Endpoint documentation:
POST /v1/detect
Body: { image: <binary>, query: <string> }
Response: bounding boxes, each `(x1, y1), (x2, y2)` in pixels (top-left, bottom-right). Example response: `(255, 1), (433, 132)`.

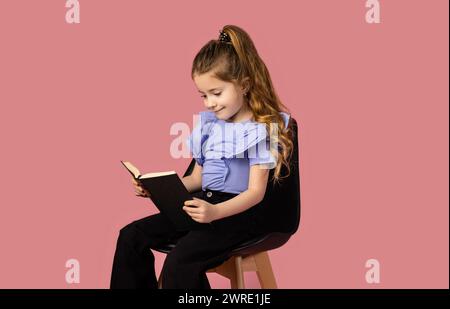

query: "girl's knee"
(118, 221), (139, 243)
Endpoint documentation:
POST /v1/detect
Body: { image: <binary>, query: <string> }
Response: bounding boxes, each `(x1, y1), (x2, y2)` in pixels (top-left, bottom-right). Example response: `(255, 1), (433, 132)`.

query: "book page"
(121, 161), (141, 179)
(140, 170), (176, 179)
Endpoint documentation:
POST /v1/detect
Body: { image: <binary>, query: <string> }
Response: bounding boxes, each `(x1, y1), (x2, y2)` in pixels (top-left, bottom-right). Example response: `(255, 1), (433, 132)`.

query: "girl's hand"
(183, 197), (219, 223)
(131, 178), (151, 198)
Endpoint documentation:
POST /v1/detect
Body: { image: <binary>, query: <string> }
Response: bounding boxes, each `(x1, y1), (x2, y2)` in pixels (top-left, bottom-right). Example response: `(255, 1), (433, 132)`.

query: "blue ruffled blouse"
(185, 111), (290, 194)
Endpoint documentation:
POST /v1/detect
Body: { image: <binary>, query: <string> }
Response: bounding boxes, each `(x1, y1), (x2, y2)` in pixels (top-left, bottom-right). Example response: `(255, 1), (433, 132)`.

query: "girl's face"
(193, 72), (251, 123)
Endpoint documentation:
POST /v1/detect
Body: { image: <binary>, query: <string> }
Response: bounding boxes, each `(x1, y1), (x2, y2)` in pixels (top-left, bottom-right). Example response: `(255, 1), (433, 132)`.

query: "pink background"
(0, 0), (448, 288)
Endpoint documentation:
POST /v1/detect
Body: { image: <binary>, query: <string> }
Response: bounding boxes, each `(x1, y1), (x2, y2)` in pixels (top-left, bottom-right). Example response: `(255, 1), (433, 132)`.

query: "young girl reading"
(110, 25), (295, 289)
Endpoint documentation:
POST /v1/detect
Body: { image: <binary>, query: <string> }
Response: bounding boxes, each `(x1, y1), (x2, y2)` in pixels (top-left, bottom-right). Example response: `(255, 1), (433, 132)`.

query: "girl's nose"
(205, 99), (217, 110)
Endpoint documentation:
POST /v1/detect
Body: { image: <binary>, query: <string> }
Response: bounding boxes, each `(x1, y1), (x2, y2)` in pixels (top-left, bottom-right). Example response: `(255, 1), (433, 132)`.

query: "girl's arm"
(214, 165), (269, 220)
(181, 162), (203, 193)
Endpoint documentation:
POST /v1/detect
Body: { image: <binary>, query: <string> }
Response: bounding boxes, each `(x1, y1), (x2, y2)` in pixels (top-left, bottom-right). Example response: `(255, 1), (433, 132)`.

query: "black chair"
(154, 118), (301, 288)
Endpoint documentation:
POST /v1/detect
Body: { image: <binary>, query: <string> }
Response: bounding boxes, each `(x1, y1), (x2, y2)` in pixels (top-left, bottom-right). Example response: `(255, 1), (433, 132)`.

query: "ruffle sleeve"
(247, 112), (291, 169)
(218, 121), (268, 159)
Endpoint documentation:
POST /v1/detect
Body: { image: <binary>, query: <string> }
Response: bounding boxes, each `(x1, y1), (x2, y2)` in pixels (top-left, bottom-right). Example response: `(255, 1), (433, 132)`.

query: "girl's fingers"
(184, 206), (200, 214)
(188, 213), (201, 220)
(135, 189), (147, 197)
(187, 207), (200, 214)
(132, 179), (144, 188)
(131, 178), (148, 197)
(134, 186), (145, 193)
(184, 200), (199, 207)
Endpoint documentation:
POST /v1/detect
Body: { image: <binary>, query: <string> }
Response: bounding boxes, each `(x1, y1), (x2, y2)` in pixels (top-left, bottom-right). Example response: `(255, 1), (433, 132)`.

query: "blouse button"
(206, 191), (213, 198)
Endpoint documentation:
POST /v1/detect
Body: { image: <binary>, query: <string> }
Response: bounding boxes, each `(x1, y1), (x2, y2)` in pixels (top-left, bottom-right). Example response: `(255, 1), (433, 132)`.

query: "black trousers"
(110, 189), (264, 289)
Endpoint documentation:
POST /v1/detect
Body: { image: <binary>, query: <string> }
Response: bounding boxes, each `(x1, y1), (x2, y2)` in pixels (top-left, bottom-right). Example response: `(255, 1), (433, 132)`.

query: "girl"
(110, 25), (295, 289)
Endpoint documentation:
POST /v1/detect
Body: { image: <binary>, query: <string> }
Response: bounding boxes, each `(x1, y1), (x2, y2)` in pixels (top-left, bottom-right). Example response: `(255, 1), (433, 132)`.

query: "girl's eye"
(200, 93), (221, 98)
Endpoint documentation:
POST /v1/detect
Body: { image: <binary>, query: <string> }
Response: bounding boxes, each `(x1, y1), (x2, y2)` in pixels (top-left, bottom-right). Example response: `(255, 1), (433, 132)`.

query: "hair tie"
(218, 30), (232, 43)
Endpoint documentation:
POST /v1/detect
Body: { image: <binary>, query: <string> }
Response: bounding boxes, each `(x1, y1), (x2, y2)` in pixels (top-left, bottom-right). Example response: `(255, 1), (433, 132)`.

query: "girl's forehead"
(194, 74), (230, 91)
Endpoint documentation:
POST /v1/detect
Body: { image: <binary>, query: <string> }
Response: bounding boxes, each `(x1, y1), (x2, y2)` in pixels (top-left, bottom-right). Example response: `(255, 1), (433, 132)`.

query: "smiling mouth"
(214, 108), (224, 113)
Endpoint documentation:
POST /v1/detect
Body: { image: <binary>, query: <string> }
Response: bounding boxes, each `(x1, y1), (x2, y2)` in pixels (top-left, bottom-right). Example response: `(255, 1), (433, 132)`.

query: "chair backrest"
(183, 117), (301, 235)
(255, 117), (301, 234)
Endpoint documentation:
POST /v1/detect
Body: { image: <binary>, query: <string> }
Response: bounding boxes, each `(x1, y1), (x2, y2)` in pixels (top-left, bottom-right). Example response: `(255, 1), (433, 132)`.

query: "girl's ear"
(241, 77), (251, 93)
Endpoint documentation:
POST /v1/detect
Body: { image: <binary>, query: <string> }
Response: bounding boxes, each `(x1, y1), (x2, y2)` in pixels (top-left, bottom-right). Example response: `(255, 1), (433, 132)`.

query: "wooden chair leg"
(234, 256), (245, 289)
(157, 272), (162, 289)
(253, 251), (277, 289)
(229, 272), (239, 289)
(208, 256), (244, 289)
(157, 253), (274, 289)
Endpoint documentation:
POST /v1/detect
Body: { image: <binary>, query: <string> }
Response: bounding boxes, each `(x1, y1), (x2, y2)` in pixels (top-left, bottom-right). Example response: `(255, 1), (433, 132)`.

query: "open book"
(121, 161), (206, 231)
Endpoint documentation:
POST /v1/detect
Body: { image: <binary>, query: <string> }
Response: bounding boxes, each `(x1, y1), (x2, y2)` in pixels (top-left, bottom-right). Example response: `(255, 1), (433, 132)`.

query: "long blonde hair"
(191, 25), (294, 184)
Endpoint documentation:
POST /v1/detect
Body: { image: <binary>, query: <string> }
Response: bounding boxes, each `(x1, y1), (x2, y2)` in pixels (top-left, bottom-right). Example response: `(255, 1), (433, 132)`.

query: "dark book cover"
(121, 161), (207, 231)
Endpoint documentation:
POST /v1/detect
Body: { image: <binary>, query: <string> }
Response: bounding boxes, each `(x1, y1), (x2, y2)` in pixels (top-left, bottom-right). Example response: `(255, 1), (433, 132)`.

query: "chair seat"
(152, 232), (292, 258)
